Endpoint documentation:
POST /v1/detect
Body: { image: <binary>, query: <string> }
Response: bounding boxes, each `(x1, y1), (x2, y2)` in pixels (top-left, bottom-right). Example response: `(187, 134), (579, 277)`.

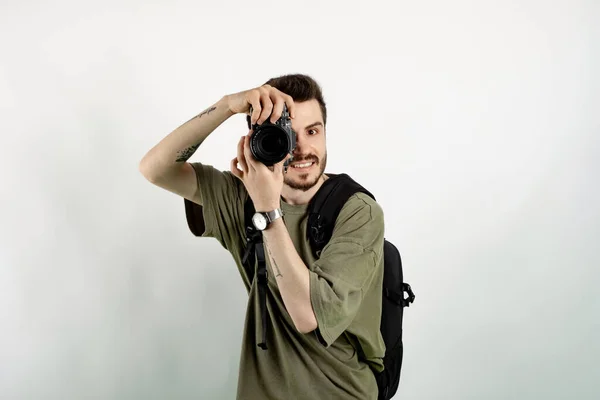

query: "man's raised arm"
(138, 84), (297, 203)
(138, 96), (234, 202)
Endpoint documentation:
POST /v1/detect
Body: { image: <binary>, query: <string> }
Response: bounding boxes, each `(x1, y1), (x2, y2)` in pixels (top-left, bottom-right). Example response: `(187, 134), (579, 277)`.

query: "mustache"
(290, 155), (318, 164)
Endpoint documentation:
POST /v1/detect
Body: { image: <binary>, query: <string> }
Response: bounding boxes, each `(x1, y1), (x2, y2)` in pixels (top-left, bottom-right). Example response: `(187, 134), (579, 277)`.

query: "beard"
(284, 152), (327, 192)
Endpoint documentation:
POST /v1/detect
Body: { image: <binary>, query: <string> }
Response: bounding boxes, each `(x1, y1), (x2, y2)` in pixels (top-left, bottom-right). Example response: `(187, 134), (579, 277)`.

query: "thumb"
(282, 153), (293, 167)
(276, 155), (290, 175)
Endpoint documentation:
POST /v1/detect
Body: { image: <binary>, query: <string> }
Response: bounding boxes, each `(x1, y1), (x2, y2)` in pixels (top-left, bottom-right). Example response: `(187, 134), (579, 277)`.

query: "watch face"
(252, 213), (268, 230)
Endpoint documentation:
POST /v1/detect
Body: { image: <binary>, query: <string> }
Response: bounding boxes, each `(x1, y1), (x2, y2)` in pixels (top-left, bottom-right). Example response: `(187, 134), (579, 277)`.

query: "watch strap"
(264, 208), (283, 223)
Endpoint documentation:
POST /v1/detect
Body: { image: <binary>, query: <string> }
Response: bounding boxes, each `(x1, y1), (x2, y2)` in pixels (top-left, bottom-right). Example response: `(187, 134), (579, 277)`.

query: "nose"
(292, 140), (307, 157)
(292, 130), (308, 151)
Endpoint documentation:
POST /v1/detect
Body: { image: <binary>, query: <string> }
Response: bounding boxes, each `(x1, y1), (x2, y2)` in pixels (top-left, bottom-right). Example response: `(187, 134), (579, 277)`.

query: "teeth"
(292, 162), (313, 168)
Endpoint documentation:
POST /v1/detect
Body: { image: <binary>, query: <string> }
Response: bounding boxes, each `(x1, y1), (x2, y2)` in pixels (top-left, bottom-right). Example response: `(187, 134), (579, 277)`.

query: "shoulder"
(184, 162), (249, 239)
(337, 191), (384, 227)
(326, 190), (384, 253)
(189, 162), (248, 195)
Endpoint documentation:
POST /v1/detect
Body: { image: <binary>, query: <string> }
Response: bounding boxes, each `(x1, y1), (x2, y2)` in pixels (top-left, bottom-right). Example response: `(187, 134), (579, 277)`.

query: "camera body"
(248, 104), (296, 166)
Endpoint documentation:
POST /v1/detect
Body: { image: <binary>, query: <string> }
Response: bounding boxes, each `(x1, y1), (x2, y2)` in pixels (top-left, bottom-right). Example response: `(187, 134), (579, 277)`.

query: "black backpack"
(241, 172), (415, 400)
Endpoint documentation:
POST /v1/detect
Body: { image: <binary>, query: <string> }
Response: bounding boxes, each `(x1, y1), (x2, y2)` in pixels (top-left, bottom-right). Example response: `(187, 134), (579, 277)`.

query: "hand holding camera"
(226, 85), (297, 167)
(225, 84), (296, 125)
(230, 131), (291, 212)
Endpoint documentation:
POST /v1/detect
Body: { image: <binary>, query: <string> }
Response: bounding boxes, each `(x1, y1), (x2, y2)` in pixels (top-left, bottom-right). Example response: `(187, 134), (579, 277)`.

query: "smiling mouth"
(290, 161), (315, 170)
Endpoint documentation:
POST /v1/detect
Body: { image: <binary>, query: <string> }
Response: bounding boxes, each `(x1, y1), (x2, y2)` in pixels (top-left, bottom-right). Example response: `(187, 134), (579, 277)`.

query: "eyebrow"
(303, 122), (323, 130)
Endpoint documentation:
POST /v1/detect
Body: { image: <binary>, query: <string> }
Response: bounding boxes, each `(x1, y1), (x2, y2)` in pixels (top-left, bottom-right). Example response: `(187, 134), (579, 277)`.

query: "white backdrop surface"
(1, 1), (598, 399)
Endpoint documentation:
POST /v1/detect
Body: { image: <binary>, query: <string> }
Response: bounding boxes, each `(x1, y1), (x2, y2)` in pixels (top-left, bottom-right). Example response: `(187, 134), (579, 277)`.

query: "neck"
(280, 173), (329, 206)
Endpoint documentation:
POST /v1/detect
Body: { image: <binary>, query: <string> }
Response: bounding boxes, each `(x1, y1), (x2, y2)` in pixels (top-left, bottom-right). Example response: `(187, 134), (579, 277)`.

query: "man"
(139, 74), (386, 399)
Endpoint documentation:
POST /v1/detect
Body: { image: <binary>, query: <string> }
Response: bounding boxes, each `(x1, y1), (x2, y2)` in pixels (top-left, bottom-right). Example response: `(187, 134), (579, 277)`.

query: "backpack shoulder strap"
(241, 196), (258, 284)
(307, 173), (375, 258)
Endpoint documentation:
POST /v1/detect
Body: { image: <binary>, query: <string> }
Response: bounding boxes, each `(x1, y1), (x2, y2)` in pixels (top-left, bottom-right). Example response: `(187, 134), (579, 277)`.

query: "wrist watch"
(252, 208), (283, 231)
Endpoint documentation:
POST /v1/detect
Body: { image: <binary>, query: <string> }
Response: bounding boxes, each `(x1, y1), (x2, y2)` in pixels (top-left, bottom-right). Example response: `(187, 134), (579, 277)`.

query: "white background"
(1, 0), (598, 399)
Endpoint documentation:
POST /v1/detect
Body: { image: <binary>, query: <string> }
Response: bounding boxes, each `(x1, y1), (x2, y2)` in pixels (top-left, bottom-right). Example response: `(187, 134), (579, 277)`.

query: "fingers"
(248, 85), (296, 126)
(276, 153), (292, 175)
(230, 157), (243, 180)
(237, 135), (249, 172)
(232, 134), (253, 180)
(257, 87), (273, 125)
(248, 91), (262, 125)
(282, 93), (296, 119)
(270, 95), (285, 124)
(265, 84), (296, 120)
(243, 132), (259, 171)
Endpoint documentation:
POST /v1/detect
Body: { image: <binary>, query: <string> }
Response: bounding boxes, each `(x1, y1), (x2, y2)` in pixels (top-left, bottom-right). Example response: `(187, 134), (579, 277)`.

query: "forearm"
(139, 96), (234, 179)
(262, 218), (317, 333)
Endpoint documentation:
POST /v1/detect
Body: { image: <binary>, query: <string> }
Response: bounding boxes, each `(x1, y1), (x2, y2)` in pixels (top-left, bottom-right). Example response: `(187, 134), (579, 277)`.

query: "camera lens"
(259, 131), (285, 153)
(251, 125), (291, 166)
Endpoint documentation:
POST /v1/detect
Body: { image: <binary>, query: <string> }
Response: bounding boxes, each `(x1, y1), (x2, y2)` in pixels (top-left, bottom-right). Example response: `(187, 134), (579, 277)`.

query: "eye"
(308, 129), (318, 135)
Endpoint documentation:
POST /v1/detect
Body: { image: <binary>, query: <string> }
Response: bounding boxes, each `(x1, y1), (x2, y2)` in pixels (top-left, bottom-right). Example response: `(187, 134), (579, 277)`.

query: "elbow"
(138, 156), (162, 183)
(138, 157), (153, 180)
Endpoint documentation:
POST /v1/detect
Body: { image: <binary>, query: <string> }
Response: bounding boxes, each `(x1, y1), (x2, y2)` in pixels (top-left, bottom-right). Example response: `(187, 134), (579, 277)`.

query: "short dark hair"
(265, 73), (327, 125)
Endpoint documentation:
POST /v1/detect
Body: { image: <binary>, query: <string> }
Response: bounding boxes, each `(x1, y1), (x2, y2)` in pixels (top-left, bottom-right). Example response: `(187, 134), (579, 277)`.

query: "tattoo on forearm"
(264, 238), (283, 278)
(176, 143), (201, 162)
(187, 106), (216, 123)
(174, 106), (217, 162)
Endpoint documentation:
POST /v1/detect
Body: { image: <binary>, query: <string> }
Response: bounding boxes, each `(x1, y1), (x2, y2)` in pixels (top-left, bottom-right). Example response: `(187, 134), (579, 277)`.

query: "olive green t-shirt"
(184, 162), (386, 400)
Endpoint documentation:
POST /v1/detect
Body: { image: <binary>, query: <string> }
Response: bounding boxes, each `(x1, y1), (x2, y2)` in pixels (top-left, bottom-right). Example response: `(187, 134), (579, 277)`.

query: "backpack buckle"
(245, 226), (260, 242)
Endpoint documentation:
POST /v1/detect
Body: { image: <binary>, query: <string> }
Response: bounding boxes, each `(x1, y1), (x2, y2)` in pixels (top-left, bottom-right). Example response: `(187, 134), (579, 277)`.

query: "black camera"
(247, 104), (296, 166)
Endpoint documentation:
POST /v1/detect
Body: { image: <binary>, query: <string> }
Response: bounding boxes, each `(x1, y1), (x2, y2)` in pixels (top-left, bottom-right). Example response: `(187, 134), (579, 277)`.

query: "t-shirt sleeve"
(183, 162), (248, 252)
(308, 193), (385, 347)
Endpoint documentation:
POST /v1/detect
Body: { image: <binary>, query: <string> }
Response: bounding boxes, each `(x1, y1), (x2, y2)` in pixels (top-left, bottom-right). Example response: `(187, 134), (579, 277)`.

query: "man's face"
(284, 99), (327, 192)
